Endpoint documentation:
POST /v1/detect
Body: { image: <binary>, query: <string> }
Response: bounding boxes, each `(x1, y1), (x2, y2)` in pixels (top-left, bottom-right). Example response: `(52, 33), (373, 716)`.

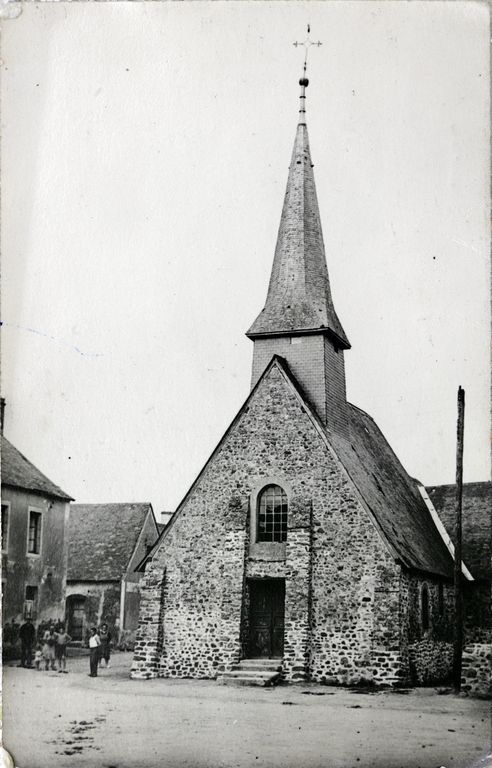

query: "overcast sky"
(2, 1), (490, 516)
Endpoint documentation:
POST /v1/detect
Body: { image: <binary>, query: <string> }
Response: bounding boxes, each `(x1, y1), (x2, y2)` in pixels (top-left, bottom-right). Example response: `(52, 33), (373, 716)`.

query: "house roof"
(144, 355), (454, 579)
(426, 482), (491, 581)
(67, 502), (154, 581)
(246, 122), (349, 349)
(1, 436), (73, 501)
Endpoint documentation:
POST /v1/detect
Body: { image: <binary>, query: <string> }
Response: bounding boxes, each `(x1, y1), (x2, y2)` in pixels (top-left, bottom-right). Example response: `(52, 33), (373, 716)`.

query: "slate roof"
(147, 356), (454, 579)
(67, 503), (154, 581)
(1, 436), (73, 501)
(426, 482), (491, 581)
(246, 123), (350, 349)
(330, 404), (454, 578)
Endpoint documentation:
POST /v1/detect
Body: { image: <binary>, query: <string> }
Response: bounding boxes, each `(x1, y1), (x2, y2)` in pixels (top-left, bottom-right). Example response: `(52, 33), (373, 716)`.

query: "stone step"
(231, 663), (282, 673)
(223, 669), (277, 678)
(217, 670), (280, 687)
(217, 659), (283, 687)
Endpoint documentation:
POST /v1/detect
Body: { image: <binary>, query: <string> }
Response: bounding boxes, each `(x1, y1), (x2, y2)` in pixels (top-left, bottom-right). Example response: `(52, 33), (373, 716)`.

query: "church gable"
(153, 356), (392, 568)
(154, 357), (333, 557)
(138, 357), (405, 682)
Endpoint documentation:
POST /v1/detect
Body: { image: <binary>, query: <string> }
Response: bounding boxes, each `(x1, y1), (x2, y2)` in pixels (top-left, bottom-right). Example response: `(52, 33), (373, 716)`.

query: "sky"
(2, 1), (490, 516)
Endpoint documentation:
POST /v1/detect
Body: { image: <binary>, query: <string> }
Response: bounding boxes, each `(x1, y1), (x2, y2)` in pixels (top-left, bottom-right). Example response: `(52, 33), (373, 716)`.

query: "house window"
(24, 585), (38, 619)
(257, 485), (288, 543)
(1, 503), (9, 552)
(27, 510), (42, 554)
(421, 584), (430, 632)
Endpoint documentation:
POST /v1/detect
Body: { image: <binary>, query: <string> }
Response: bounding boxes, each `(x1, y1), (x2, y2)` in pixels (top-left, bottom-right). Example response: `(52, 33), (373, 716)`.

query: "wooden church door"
(247, 579), (285, 658)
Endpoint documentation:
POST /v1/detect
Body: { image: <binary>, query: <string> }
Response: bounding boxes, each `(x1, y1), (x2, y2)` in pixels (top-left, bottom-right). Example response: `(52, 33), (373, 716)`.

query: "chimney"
(0, 398), (5, 434)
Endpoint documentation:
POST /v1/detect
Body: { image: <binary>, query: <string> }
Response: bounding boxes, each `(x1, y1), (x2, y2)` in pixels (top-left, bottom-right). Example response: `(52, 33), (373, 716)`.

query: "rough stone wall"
(399, 571), (454, 684)
(461, 643), (491, 698)
(133, 362), (412, 684)
(283, 524), (312, 681)
(131, 564), (165, 679)
(310, 477), (404, 686)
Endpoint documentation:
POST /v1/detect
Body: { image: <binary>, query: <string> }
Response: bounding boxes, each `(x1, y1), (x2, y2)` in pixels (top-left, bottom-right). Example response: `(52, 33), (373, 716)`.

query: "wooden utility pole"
(453, 386), (465, 693)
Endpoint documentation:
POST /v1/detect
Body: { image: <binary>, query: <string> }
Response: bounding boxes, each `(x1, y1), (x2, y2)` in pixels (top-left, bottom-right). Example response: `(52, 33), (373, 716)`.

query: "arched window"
(257, 485), (288, 543)
(421, 585), (429, 632)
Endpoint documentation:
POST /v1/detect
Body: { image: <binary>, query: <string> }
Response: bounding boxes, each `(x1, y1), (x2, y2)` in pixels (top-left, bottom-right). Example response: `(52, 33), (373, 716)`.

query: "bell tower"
(246, 31), (350, 437)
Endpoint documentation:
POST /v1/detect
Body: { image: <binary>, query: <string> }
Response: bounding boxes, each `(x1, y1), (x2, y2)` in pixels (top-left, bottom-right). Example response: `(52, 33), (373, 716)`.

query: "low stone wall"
(408, 638), (453, 684)
(461, 643), (491, 698)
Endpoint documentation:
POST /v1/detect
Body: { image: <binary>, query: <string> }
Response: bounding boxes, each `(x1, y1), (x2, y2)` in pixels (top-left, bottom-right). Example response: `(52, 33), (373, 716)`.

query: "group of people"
(17, 618), (112, 676)
(18, 619), (72, 672)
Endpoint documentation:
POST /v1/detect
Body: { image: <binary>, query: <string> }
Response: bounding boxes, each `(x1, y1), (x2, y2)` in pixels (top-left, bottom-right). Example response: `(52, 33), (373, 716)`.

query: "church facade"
(131, 74), (461, 687)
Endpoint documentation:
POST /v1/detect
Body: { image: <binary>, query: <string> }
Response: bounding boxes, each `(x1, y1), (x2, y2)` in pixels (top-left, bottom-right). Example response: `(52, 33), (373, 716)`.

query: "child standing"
(34, 643), (43, 670)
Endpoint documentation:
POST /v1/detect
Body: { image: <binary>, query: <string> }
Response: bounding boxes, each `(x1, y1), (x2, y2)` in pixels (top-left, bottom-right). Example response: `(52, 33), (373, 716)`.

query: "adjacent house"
(1, 434), (73, 638)
(66, 502), (159, 646)
(427, 482), (491, 644)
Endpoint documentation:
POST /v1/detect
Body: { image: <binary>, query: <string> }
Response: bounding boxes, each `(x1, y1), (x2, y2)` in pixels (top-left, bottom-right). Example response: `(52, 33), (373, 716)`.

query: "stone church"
(131, 72), (463, 687)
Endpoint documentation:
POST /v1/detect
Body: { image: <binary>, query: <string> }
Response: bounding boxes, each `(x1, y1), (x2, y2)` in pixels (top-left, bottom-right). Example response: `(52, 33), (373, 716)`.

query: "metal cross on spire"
(293, 25), (321, 124)
(293, 24), (322, 71)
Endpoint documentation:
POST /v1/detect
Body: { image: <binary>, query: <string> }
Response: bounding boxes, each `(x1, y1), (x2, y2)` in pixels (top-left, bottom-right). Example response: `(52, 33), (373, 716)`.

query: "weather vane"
(293, 24), (322, 74)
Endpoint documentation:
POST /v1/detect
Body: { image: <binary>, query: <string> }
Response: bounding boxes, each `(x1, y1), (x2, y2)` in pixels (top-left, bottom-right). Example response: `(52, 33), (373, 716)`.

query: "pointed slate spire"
(247, 75), (350, 349)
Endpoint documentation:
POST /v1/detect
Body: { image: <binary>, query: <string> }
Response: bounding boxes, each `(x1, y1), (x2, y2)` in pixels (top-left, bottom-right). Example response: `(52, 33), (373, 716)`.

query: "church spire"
(247, 32), (350, 435)
(246, 31), (350, 350)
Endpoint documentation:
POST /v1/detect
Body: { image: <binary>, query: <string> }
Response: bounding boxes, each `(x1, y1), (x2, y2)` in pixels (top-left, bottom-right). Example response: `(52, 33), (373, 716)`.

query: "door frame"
(246, 577), (285, 659)
(66, 594), (87, 642)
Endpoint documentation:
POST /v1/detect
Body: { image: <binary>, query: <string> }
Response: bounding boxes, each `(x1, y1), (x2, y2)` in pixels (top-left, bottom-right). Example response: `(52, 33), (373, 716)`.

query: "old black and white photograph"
(1, 2), (490, 767)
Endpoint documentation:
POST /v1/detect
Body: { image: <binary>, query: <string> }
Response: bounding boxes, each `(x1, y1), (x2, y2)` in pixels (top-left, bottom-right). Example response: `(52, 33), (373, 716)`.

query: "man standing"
(88, 627), (101, 677)
(18, 618), (36, 668)
(55, 624), (72, 673)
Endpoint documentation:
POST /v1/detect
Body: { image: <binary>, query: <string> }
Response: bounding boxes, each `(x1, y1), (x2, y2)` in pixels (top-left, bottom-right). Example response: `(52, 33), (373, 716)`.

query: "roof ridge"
(71, 501), (152, 507)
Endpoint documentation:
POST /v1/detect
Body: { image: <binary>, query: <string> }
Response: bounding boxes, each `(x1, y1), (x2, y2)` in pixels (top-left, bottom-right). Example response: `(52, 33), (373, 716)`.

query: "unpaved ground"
(2, 652), (490, 768)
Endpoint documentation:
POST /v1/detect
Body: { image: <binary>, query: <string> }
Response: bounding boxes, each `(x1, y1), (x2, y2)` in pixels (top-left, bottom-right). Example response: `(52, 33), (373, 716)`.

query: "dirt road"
(3, 652), (490, 768)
